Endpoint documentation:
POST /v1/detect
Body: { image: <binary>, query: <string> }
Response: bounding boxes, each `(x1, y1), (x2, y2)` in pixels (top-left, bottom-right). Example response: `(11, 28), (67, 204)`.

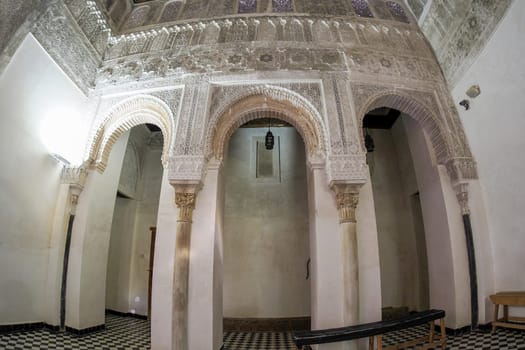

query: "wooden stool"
(490, 291), (525, 332)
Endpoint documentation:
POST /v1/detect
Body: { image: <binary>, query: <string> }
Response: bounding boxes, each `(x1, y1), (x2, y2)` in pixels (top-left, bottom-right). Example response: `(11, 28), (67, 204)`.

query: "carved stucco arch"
(357, 90), (453, 164)
(209, 97), (326, 162)
(207, 85), (328, 161)
(356, 89), (478, 182)
(88, 95), (174, 172)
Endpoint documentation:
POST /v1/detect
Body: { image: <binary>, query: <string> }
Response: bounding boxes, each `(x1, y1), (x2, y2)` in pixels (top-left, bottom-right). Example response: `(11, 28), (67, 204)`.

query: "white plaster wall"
(391, 122), (430, 311)
(356, 174), (382, 324)
(0, 34), (89, 325)
(105, 130), (163, 317)
(402, 115), (470, 328)
(129, 147), (163, 316)
(222, 127), (310, 318)
(151, 169), (177, 350)
(368, 127), (427, 311)
(105, 197), (137, 313)
(451, 0), (525, 312)
(188, 162), (223, 350)
(66, 132), (129, 329)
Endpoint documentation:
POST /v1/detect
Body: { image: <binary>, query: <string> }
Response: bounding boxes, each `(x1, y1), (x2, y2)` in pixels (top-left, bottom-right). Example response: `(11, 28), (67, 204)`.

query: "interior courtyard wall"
(390, 120), (429, 311)
(222, 127), (310, 318)
(129, 144), (164, 316)
(105, 126), (163, 317)
(368, 125), (427, 312)
(188, 160), (224, 350)
(0, 0), (500, 345)
(65, 132), (129, 330)
(150, 170), (178, 350)
(0, 34), (89, 325)
(354, 175), (382, 324)
(451, 0), (525, 306)
(106, 196), (138, 313)
(306, 164), (345, 331)
(401, 115), (470, 328)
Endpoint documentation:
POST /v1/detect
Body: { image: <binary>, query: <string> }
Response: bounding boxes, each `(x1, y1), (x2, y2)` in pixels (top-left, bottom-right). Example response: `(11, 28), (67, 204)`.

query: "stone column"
(59, 167), (87, 329)
(330, 183), (362, 326)
(172, 183), (200, 350)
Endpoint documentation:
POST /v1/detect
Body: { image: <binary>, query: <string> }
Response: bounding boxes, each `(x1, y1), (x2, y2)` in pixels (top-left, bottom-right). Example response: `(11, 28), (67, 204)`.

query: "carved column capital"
(454, 182), (470, 216)
(172, 183), (201, 222)
(330, 183), (362, 223)
(61, 166), (88, 214)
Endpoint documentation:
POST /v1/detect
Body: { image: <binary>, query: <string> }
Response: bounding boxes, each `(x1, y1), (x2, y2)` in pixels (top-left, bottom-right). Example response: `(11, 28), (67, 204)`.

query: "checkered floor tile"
(1, 315), (524, 349)
(223, 331), (295, 349)
(0, 314), (150, 350)
(382, 324), (525, 350)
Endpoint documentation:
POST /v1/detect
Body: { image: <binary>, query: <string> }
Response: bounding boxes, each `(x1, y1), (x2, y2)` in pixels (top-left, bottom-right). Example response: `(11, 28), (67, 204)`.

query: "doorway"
(105, 125), (163, 320)
(364, 108), (430, 319)
(222, 119), (311, 331)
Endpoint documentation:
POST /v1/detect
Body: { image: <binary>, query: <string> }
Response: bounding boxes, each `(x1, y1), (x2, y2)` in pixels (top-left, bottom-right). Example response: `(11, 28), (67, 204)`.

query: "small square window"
(272, 0), (293, 13)
(239, 0), (257, 13)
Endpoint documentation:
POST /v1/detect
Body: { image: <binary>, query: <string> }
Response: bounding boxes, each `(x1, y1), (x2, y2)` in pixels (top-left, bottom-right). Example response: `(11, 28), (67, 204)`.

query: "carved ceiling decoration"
(101, 0), (413, 34)
(0, 0), (483, 184)
(413, 0), (511, 86)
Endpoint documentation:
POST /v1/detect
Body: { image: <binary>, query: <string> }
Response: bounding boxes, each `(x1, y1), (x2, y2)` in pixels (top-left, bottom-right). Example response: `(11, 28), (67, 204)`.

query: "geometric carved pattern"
(352, 83), (478, 181)
(15, 1), (478, 187)
(207, 85), (328, 162)
(87, 95), (175, 172)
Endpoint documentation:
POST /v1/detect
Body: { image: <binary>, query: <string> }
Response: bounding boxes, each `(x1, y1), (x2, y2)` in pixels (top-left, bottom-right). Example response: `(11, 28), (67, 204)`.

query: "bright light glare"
(40, 108), (86, 166)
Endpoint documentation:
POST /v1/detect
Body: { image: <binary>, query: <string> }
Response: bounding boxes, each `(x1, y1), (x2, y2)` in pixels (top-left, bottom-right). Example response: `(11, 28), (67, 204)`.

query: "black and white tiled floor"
(1, 315), (524, 349)
(0, 314), (150, 350)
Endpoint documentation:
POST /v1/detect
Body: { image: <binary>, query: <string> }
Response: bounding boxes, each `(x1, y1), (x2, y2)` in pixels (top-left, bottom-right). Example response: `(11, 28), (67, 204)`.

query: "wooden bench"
(293, 309), (446, 350)
(490, 291), (525, 332)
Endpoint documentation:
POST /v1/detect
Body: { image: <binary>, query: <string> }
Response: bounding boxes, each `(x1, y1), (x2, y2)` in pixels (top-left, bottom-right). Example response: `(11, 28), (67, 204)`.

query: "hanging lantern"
(265, 118), (274, 150)
(364, 129), (374, 153)
(265, 130), (274, 150)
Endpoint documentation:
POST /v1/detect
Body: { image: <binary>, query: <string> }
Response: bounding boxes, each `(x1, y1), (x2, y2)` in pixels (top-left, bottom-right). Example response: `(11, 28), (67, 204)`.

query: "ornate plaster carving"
(61, 165), (88, 213)
(454, 182), (470, 216)
(168, 155), (208, 184)
(326, 154), (368, 185)
(95, 14), (434, 88)
(206, 85), (328, 162)
(87, 94), (175, 172)
(97, 0), (415, 34)
(419, 0), (511, 86)
(330, 183), (362, 223)
(174, 190), (197, 222)
(351, 83), (478, 181)
(446, 157), (478, 184)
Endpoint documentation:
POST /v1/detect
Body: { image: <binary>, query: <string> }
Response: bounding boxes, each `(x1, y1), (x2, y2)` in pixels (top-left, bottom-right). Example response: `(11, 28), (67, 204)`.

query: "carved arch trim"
(87, 94), (174, 172)
(356, 88), (452, 164)
(207, 85), (328, 161)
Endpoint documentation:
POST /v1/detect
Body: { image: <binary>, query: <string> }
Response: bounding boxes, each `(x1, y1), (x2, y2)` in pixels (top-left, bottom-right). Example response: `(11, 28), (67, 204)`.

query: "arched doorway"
(64, 95), (174, 348)
(183, 90), (355, 349)
(105, 124), (164, 320)
(363, 108), (430, 319)
(222, 116), (311, 333)
(358, 92), (473, 328)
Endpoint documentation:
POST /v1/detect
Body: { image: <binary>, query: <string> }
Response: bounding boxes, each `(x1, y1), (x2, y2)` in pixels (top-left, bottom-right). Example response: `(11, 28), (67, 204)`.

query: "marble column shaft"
(173, 186), (198, 350)
(331, 183), (361, 326)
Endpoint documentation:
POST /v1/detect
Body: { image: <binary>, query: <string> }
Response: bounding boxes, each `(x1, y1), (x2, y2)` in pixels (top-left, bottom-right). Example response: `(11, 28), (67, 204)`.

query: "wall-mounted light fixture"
(459, 84), (480, 111)
(459, 99), (470, 110)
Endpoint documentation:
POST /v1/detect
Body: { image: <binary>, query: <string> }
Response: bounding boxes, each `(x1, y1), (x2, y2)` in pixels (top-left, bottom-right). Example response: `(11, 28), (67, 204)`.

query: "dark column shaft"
(60, 214), (75, 330)
(462, 213), (478, 330)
